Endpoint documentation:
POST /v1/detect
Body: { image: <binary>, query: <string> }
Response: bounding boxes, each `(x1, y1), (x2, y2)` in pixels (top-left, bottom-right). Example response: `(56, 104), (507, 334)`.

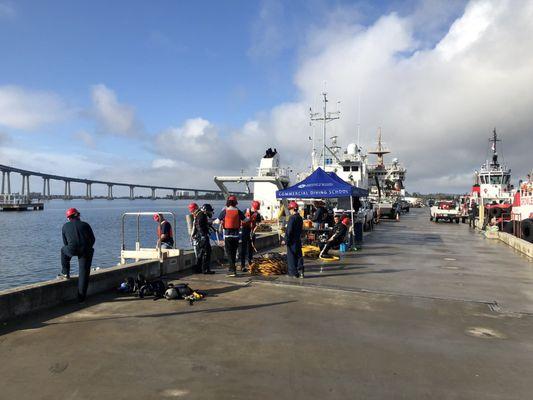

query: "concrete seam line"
(248, 279), (531, 315)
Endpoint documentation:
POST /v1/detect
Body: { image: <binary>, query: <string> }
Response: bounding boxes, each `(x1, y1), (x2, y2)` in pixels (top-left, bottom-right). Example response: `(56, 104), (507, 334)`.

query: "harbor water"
(0, 199), (225, 291)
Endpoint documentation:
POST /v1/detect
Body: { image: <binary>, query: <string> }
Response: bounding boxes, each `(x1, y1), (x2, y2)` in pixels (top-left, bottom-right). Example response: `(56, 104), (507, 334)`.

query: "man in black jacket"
(285, 201), (304, 278)
(320, 215), (349, 257)
(59, 208), (95, 302)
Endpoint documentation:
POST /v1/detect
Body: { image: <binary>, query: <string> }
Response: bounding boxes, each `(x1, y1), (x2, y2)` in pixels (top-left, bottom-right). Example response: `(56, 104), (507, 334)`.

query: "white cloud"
(91, 84), (144, 137)
(155, 118), (248, 170)
(74, 130), (96, 148)
(0, 146), (103, 177)
(0, 131), (10, 144)
(0, 86), (67, 130)
(235, 0), (533, 193)
(152, 158), (177, 169)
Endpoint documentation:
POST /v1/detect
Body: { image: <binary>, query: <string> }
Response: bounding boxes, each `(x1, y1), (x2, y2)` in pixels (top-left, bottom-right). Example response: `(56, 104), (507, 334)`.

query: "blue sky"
(1, 0), (532, 193)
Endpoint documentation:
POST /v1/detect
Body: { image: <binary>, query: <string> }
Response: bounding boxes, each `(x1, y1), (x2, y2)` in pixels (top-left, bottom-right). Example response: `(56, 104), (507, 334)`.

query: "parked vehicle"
(430, 201), (460, 223)
(358, 200), (375, 231)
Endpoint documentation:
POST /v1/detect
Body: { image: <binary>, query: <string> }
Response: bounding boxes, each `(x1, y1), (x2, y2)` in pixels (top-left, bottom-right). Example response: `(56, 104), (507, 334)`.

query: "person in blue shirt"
(285, 201), (304, 278)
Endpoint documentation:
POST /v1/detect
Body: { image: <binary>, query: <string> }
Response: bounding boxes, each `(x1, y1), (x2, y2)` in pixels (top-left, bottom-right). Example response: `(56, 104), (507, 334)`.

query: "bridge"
(0, 164), (247, 200)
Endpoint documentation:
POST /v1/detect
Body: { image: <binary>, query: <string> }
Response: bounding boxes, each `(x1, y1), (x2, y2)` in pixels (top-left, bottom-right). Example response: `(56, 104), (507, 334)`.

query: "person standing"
(153, 213), (174, 249)
(189, 202), (215, 274)
(59, 208), (95, 302)
(311, 201), (327, 229)
(285, 201), (304, 278)
(240, 200), (262, 272)
(218, 195), (245, 277)
(469, 201), (479, 228)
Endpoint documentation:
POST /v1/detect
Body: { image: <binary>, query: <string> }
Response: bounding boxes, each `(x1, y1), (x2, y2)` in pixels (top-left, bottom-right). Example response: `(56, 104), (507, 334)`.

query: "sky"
(0, 0), (532, 196)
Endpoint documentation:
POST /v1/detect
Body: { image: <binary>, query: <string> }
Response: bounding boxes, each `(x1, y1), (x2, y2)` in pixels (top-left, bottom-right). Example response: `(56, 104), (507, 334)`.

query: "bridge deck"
(1, 209), (532, 399)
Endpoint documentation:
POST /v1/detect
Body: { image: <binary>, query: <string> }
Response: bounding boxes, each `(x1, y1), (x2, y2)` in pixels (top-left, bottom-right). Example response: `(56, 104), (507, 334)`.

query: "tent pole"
(350, 196), (356, 250)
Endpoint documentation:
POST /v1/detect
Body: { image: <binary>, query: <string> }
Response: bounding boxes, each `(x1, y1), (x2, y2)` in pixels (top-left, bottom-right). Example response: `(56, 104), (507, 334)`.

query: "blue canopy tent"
(275, 167), (368, 199)
(276, 168), (368, 248)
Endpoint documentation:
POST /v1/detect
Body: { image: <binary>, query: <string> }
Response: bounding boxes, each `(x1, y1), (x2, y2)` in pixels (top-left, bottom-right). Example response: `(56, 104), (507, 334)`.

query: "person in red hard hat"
(59, 208), (95, 302)
(284, 201), (304, 278)
(240, 200), (262, 272)
(153, 213), (174, 249)
(319, 215), (350, 258)
(218, 195), (245, 277)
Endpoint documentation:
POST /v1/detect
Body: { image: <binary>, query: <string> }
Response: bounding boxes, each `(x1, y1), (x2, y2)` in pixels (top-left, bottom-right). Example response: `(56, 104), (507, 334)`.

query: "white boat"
(471, 129), (513, 204)
(214, 150), (290, 221)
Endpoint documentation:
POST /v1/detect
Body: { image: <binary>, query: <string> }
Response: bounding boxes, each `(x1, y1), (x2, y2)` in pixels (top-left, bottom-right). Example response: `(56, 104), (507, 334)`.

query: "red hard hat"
(188, 202), (199, 212)
(66, 208), (79, 218)
(228, 195), (238, 202)
(251, 200), (260, 210)
(342, 217), (351, 225)
(288, 201), (298, 210)
(153, 213), (161, 222)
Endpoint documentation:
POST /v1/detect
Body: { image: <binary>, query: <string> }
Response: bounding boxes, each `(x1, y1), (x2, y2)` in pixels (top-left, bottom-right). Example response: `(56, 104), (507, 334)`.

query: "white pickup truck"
(430, 201), (460, 223)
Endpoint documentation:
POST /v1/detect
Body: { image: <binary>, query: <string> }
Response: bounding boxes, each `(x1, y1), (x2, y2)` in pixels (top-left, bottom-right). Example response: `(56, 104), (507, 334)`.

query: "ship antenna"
(490, 127), (501, 166)
(357, 93), (361, 148)
(310, 92), (340, 170)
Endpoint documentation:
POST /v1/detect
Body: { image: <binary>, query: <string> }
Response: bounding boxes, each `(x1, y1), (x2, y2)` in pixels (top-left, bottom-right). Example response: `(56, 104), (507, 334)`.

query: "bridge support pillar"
(151, 188), (156, 200)
(194, 190), (199, 200)
(6, 172), (10, 194)
(129, 186), (135, 200)
(42, 177), (50, 199)
(1, 171), (5, 195)
(86, 183), (92, 200)
(107, 184), (113, 200)
(21, 175), (30, 197)
(172, 189), (177, 200)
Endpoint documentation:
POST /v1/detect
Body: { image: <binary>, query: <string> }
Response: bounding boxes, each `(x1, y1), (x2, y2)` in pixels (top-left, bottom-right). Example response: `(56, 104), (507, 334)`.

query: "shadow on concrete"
(0, 298), (296, 336)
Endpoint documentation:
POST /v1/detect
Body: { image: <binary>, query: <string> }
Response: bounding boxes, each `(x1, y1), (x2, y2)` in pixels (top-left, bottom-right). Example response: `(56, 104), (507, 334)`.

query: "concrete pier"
(0, 210), (532, 399)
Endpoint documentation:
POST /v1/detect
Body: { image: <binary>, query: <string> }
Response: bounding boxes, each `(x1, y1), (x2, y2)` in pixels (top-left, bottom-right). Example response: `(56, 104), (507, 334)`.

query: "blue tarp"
(276, 167), (368, 199)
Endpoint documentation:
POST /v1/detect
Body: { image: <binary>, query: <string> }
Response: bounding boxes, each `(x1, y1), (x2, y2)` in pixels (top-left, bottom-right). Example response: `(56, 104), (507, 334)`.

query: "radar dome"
(347, 143), (357, 155)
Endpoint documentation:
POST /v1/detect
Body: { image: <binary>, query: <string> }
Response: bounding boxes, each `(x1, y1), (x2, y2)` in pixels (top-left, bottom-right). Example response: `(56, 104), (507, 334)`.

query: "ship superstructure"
(471, 129), (512, 202)
(367, 129), (406, 200)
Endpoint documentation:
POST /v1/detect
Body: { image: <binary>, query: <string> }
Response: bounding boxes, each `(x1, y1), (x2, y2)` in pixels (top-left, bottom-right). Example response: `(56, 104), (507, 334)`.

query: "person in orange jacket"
(218, 195), (245, 276)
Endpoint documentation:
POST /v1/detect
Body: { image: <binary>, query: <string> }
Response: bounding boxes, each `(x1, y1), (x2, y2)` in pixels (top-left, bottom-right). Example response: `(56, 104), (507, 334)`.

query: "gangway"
(120, 211), (181, 264)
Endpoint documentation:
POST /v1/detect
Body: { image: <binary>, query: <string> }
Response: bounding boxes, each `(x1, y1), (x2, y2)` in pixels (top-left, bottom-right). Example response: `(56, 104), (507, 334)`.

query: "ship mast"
(489, 128), (501, 167)
(368, 127), (390, 167)
(310, 92), (340, 170)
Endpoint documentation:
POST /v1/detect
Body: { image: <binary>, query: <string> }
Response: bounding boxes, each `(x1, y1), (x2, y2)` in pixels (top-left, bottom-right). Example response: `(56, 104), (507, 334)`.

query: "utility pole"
(309, 92), (340, 170)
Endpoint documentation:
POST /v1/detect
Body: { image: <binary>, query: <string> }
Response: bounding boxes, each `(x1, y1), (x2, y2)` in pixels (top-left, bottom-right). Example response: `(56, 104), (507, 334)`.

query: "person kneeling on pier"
(59, 208), (95, 303)
(153, 213), (174, 249)
(319, 215), (349, 257)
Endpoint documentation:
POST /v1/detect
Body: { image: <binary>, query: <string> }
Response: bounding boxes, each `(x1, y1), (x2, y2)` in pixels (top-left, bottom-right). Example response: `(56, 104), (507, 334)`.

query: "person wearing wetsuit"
(59, 208), (95, 302)
(218, 195), (245, 276)
(320, 216), (349, 257)
(189, 203), (215, 274)
(285, 201), (304, 278)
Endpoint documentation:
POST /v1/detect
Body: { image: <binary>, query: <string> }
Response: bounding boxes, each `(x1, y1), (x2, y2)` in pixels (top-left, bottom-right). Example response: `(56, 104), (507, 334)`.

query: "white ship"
(367, 128), (406, 200)
(471, 129), (512, 203)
